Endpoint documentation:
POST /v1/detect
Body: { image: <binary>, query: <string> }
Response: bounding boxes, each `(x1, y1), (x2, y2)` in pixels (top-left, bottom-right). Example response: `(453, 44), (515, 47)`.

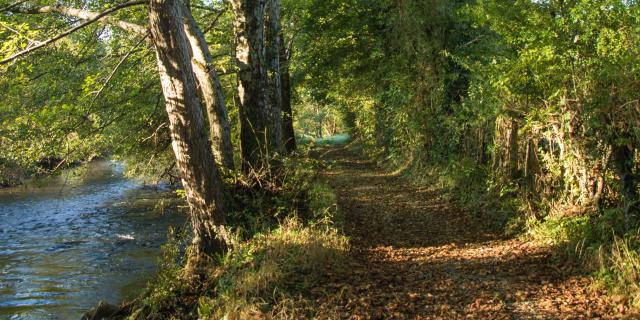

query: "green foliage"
(289, 0), (640, 307)
(129, 227), (193, 319)
(528, 215), (595, 246)
(200, 216), (349, 319)
(0, 0), (235, 185)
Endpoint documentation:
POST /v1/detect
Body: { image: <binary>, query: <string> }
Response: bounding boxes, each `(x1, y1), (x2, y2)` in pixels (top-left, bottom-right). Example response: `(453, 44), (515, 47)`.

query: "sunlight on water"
(0, 162), (186, 319)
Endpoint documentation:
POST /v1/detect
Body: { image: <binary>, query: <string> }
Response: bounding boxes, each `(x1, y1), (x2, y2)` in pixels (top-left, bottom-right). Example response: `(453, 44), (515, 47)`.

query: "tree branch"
(203, 6), (228, 34)
(0, 0), (28, 13)
(1, 0), (146, 65)
(89, 33), (150, 108)
(10, 3), (147, 35)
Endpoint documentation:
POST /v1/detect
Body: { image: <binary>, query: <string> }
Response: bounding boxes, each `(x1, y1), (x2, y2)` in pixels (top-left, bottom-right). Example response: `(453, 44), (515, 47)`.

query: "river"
(0, 161), (186, 319)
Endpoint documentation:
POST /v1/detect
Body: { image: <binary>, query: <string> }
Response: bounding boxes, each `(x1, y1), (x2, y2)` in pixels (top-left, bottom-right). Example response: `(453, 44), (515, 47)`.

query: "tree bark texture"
(279, 34), (296, 153)
(265, 0), (284, 154)
(230, 0), (278, 172)
(148, 0), (229, 270)
(181, 3), (235, 170)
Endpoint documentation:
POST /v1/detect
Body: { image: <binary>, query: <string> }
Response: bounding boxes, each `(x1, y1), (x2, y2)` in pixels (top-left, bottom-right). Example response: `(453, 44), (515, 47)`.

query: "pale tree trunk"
(148, 0), (229, 271)
(524, 138), (541, 189)
(508, 119), (519, 179)
(230, 0), (271, 172)
(561, 110), (609, 207)
(265, 0), (284, 154)
(613, 144), (638, 226)
(280, 33), (296, 153)
(181, 3), (235, 170)
(492, 115), (519, 181)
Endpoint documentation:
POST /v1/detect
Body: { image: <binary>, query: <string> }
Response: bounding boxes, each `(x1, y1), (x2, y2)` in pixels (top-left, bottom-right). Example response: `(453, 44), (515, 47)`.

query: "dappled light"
(312, 146), (628, 319)
(1, 0), (639, 318)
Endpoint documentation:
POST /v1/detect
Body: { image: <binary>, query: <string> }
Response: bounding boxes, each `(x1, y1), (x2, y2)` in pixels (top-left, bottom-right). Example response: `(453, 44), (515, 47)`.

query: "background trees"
(290, 0), (640, 232)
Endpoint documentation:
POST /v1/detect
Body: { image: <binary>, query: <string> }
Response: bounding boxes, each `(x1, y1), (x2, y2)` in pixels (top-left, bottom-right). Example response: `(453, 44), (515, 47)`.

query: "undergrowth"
(527, 209), (640, 308)
(119, 156), (350, 320)
(199, 217), (348, 319)
(368, 143), (640, 310)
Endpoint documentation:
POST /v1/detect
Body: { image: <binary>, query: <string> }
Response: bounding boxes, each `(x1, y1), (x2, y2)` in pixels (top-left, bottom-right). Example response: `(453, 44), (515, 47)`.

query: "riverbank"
(0, 163), (25, 188)
(95, 143), (629, 319)
(0, 156), (106, 189)
(93, 153), (350, 319)
(0, 161), (186, 319)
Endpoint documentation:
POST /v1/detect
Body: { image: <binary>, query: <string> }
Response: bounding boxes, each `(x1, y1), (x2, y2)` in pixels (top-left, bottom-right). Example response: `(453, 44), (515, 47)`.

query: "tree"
(148, 0), (230, 269)
(182, 2), (235, 170)
(1, 0), (234, 270)
(230, 0), (283, 173)
(265, 0), (285, 155)
(279, 30), (296, 153)
(4, 1), (234, 171)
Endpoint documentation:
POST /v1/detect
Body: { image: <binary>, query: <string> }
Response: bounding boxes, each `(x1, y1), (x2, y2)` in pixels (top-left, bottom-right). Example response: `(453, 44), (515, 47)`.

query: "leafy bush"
(123, 159), (350, 320)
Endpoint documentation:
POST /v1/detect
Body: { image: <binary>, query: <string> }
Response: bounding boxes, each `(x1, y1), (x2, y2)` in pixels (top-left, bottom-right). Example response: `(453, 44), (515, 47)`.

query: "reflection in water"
(0, 162), (186, 319)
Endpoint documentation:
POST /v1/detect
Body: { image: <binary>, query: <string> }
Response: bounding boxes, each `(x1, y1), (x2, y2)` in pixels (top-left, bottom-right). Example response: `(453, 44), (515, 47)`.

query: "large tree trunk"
(181, 3), (235, 170)
(280, 33), (296, 153)
(230, 0), (279, 173)
(524, 137), (541, 189)
(265, 0), (284, 154)
(148, 0), (229, 271)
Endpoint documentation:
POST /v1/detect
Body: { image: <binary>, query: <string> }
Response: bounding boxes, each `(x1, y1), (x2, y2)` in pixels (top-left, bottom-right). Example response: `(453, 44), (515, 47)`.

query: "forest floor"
(307, 144), (631, 320)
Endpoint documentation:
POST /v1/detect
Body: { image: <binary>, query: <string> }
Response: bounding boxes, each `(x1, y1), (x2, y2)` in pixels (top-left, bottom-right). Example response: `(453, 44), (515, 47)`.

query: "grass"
(200, 216), (349, 319)
(525, 207), (640, 309)
(298, 134), (351, 147)
(599, 234), (640, 307)
(120, 158), (351, 320)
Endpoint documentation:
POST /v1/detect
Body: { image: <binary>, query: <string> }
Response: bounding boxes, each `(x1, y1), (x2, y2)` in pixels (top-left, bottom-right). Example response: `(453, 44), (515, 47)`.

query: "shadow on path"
(312, 146), (626, 320)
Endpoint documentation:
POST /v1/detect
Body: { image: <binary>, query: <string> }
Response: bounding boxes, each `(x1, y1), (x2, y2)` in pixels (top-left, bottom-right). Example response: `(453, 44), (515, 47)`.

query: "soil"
(309, 145), (632, 320)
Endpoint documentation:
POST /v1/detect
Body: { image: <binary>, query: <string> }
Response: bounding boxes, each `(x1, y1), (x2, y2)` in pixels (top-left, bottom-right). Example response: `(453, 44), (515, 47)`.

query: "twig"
(89, 33), (149, 108)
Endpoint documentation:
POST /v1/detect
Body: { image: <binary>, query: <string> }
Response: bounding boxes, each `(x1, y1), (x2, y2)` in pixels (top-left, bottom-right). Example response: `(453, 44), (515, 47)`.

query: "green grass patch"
(298, 134), (351, 147)
(526, 208), (640, 308)
(199, 216), (349, 319)
(121, 160), (350, 320)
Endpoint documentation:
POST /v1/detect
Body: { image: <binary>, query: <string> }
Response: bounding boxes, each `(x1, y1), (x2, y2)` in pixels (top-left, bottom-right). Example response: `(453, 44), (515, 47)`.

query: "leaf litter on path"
(307, 147), (633, 320)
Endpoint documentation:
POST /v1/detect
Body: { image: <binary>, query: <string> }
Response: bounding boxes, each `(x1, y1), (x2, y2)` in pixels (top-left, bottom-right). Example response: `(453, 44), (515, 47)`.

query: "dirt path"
(312, 146), (626, 320)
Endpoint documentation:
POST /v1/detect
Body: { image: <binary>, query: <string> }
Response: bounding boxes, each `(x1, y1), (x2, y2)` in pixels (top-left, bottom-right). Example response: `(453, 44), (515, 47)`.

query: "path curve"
(313, 145), (626, 320)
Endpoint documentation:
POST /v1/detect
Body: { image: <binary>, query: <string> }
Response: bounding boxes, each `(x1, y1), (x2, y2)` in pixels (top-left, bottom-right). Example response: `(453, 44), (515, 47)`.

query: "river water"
(0, 162), (186, 319)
